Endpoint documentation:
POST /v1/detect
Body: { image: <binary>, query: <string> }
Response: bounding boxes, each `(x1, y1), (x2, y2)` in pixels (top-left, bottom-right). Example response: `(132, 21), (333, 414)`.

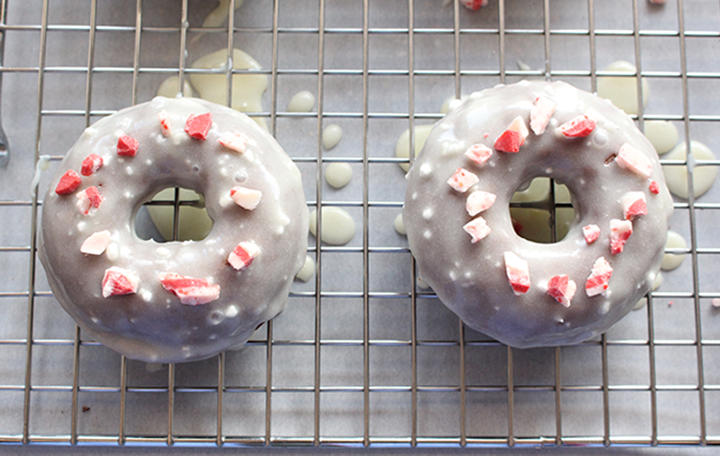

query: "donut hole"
(510, 177), (576, 244)
(136, 187), (213, 242)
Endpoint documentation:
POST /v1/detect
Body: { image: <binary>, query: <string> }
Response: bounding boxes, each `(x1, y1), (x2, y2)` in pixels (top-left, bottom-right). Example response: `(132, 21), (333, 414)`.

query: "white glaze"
(295, 255), (315, 282)
(395, 124), (434, 172)
(30, 155), (51, 197)
(661, 230), (687, 271)
(156, 76), (194, 99)
(287, 91), (315, 113)
(322, 124), (343, 150)
(644, 120), (677, 155)
(596, 60), (650, 116)
(662, 140), (718, 199)
(325, 162), (352, 189)
(308, 207), (356, 245)
(394, 213), (406, 235)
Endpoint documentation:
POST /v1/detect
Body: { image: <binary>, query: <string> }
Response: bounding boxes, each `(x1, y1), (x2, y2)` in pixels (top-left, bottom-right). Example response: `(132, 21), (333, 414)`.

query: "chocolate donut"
(39, 97), (308, 363)
(403, 81), (673, 348)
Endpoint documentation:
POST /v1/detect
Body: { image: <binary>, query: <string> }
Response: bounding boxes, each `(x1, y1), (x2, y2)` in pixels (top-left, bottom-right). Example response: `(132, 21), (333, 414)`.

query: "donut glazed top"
(39, 97), (308, 363)
(403, 81), (673, 348)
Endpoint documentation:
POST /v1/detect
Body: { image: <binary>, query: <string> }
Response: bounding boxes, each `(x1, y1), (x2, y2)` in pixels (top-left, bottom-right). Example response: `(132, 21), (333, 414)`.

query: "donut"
(403, 80), (673, 348)
(39, 97), (308, 363)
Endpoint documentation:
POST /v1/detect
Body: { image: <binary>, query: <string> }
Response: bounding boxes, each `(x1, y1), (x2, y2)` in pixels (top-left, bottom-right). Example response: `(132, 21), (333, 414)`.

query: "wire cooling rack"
(0, 0), (719, 450)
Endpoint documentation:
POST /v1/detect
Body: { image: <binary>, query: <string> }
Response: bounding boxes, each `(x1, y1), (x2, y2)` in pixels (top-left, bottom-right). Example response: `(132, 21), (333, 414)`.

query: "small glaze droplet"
(662, 141), (718, 199)
(322, 124), (343, 150)
(644, 120), (677, 155)
(661, 230), (687, 271)
(308, 207), (356, 245)
(295, 255), (315, 282)
(287, 90), (315, 112)
(395, 124), (434, 172)
(325, 163), (353, 189)
(596, 60), (650, 115)
(394, 213), (406, 235)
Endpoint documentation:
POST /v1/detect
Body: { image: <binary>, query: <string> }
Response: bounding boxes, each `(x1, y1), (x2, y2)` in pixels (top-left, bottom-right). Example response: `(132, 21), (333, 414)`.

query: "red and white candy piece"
(464, 143), (493, 166)
(117, 135), (139, 157)
(616, 143), (652, 179)
(55, 170), (82, 195)
(620, 191), (647, 220)
(463, 216), (491, 243)
(530, 96), (556, 135)
(102, 267), (139, 298)
(586, 256), (613, 297)
(610, 218), (633, 255)
(447, 167), (479, 193)
(494, 116), (529, 153)
(558, 115), (596, 138)
(218, 132), (249, 154)
(546, 274), (577, 307)
(76, 186), (103, 215)
(466, 190), (496, 216)
(504, 251), (530, 295)
(230, 186), (262, 211)
(158, 110), (172, 137)
(80, 230), (111, 255)
(649, 180), (660, 195)
(228, 241), (260, 270)
(583, 224), (600, 244)
(159, 272), (220, 305)
(81, 153), (103, 176)
(461, 0), (488, 10)
(185, 113), (213, 140)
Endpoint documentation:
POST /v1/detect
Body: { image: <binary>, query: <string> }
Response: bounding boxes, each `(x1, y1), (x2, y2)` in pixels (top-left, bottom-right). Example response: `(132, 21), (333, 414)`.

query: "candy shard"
(218, 133), (249, 154)
(117, 135), (139, 157)
(80, 230), (111, 255)
(81, 154), (103, 176)
(610, 218), (633, 255)
(586, 256), (613, 297)
(76, 186), (103, 215)
(558, 115), (597, 138)
(463, 216), (491, 243)
(583, 224), (600, 244)
(158, 110), (172, 137)
(102, 267), (139, 297)
(466, 190), (496, 216)
(621, 191), (647, 220)
(649, 180), (660, 194)
(185, 112), (213, 140)
(55, 170), (82, 195)
(504, 251), (530, 295)
(230, 186), (262, 210)
(547, 274), (577, 307)
(530, 96), (556, 135)
(158, 272), (220, 305)
(464, 143), (493, 166)
(460, 0), (488, 10)
(616, 143), (652, 179)
(228, 241), (260, 270)
(447, 167), (479, 193)
(494, 116), (529, 153)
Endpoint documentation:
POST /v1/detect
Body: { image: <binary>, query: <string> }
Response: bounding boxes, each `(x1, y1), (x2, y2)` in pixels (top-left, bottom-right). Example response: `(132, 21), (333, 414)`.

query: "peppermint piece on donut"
(463, 216), (491, 243)
(185, 113), (213, 141)
(228, 241), (261, 270)
(80, 230), (111, 255)
(76, 186), (103, 215)
(620, 191), (647, 220)
(159, 272), (221, 305)
(464, 144), (493, 166)
(230, 186), (262, 211)
(117, 135), (139, 157)
(649, 180), (660, 195)
(504, 251), (530, 295)
(530, 96), (556, 135)
(461, 0), (488, 10)
(158, 110), (172, 137)
(55, 170), (82, 195)
(610, 219), (633, 255)
(466, 190), (496, 216)
(81, 154), (103, 176)
(547, 274), (577, 307)
(583, 224), (600, 244)
(558, 115), (597, 138)
(616, 143), (652, 179)
(102, 266), (139, 298)
(494, 116), (528, 153)
(585, 257), (613, 297)
(218, 133), (249, 154)
(447, 167), (479, 193)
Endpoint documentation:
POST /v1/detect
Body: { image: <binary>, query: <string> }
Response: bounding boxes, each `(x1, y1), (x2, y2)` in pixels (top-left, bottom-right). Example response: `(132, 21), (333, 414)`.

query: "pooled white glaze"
(395, 124), (434, 172)
(394, 213), (406, 235)
(325, 162), (352, 189)
(30, 155), (51, 197)
(308, 207), (356, 245)
(662, 140), (718, 199)
(597, 60), (650, 116)
(322, 124), (343, 150)
(156, 76), (194, 99)
(661, 230), (687, 271)
(287, 91), (315, 113)
(295, 255), (315, 282)
(644, 120), (677, 155)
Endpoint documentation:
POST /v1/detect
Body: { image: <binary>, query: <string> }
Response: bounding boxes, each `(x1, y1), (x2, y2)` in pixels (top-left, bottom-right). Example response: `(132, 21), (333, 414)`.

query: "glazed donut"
(403, 81), (673, 348)
(39, 97), (308, 363)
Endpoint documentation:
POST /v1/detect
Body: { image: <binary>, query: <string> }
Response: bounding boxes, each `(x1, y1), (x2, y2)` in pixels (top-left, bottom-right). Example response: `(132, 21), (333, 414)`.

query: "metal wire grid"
(0, 0), (718, 449)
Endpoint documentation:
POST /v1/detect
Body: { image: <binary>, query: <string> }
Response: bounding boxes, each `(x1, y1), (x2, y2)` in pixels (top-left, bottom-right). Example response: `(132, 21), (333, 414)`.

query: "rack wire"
(0, 0), (719, 449)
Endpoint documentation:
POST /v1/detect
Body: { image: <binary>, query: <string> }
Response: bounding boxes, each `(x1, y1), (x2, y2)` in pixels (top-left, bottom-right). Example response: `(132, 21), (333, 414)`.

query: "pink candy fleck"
(81, 154), (103, 176)
(218, 133), (249, 154)
(547, 274), (577, 307)
(80, 230), (111, 255)
(621, 191), (647, 220)
(583, 224), (600, 244)
(610, 219), (633, 255)
(230, 186), (262, 211)
(117, 135), (139, 157)
(464, 143), (493, 166)
(185, 113), (213, 140)
(504, 251), (530, 295)
(558, 115), (597, 138)
(461, 0), (488, 10)
(649, 180), (660, 195)
(585, 257), (613, 297)
(494, 116), (528, 153)
(530, 96), (556, 135)
(55, 170), (82, 195)
(463, 216), (491, 243)
(466, 190), (496, 217)
(228, 241), (260, 270)
(159, 272), (220, 305)
(158, 110), (172, 137)
(447, 167), (479, 193)
(76, 186), (103, 215)
(616, 143), (652, 179)
(102, 267), (139, 298)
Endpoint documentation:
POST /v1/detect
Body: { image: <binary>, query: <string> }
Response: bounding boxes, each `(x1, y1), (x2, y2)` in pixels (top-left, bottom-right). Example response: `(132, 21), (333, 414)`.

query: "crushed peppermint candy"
(102, 266), (139, 297)
(230, 186), (262, 211)
(447, 167), (479, 193)
(494, 116), (529, 153)
(158, 110), (172, 137)
(460, 0), (488, 10)
(620, 191), (647, 220)
(464, 143), (493, 166)
(547, 274), (577, 307)
(55, 170), (82, 195)
(649, 180), (660, 195)
(159, 272), (220, 305)
(616, 143), (652, 179)
(583, 224), (600, 244)
(117, 135), (139, 157)
(466, 190), (496, 216)
(76, 186), (103, 215)
(504, 251), (530, 295)
(586, 256), (613, 297)
(185, 113), (213, 140)
(80, 230), (111, 255)
(228, 241), (260, 270)
(463, 216), (491, 243)
(81, 154), (103, 176)
(610, 218), (633, 255)
(530, 96), (556, 135)
(218, 132), (249, 154)
(558, 115), (597, 138)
